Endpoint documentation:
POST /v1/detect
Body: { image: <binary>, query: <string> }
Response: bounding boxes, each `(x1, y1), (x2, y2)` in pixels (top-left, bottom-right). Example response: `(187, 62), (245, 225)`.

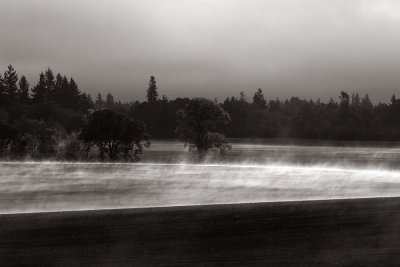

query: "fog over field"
(2, 141), (400, 214)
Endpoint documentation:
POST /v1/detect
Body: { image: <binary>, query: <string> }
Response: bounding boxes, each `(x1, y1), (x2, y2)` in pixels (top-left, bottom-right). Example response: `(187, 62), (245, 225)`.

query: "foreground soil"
(0, 197), (399, 266)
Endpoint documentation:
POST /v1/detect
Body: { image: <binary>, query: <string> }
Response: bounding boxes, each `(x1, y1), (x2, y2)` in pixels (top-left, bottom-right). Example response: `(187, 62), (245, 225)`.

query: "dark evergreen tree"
(44, 68), (55, 100)
(18, 75), (30, 103)
(80, 93), (94, 113)
(146, 76), (158, 103)
(361, 94), (373, 110)
(351, 93), (361, 108)
(339, 91), (350, 108)
(223, 93), (249, 137)
(53, 73), (63, 104)
(53, 75), (80, 110)
(0, 73), (5, 105)
(106, 93), (115, 109)
(68, 78), (81, 110)
(95, 93), (104, 109)
(3, 65), (19, 101)
(388, 94), (400, 127)
(31, 72), (47, 103)
(60, 76), (70, 105)
(239, 91), (247, 103)
(339, 91), (350, 123)
(253, 88), (267, 109)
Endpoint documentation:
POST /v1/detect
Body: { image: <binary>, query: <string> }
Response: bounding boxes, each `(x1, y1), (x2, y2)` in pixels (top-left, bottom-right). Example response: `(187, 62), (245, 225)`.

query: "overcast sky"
(1, 0), (400, 102)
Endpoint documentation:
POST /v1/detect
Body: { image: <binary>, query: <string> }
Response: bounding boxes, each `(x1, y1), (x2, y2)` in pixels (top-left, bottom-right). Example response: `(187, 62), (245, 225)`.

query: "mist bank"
(228, 137), (400, 147)
(139, 140), (400, 169)
(2, 137), (400, 166)
(2, 155), (400, 213)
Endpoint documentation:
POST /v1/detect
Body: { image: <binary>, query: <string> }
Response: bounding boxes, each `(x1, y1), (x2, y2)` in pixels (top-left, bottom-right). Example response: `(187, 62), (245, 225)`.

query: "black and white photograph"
(1, 0), (400, 265)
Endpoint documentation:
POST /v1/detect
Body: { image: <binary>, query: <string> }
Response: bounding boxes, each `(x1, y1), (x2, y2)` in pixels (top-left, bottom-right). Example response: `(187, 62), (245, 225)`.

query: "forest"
(1, 65), (400, 160)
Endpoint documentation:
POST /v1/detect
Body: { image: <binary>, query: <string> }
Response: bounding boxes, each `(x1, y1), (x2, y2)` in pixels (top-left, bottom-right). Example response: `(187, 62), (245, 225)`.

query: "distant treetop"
(146, 76), (158, 103)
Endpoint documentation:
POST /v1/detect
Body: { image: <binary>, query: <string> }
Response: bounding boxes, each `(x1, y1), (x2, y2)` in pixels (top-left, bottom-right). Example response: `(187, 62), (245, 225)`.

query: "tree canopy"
(79, 109), (149, 161)
(176, 98), (231, 160)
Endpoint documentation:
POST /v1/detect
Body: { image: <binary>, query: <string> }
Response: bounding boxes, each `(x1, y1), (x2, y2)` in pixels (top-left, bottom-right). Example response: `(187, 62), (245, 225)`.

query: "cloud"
(361, 0), (400, 20)
(1, 0), (400, 102)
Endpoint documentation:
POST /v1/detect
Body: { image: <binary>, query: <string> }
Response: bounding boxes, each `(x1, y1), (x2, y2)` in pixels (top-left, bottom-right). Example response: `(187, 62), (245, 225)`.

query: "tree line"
(107, 80), (400, 141)
(1, 64), (400, 161)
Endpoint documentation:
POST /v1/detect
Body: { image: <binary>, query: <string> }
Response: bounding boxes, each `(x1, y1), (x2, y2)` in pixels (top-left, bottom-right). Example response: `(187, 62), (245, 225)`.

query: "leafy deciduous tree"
(79, 109), (149, 161)
(0, 121), (18, 155)
(176, 98), (231, 160)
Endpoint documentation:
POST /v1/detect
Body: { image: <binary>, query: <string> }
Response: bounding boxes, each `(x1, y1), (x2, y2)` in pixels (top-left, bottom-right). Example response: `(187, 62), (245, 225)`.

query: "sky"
(1, 0), (400, 103)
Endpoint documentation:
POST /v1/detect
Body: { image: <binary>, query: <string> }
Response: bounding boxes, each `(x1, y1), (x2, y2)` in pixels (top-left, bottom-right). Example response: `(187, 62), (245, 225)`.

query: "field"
(0, 197), (399, 266)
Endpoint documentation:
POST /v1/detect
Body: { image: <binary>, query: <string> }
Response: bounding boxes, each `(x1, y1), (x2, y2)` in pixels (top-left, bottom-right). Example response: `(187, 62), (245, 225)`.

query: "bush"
(63, 136), (82, 161)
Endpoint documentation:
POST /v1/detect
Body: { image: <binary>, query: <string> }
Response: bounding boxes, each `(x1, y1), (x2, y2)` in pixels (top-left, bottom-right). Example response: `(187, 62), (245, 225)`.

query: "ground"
(0, 197), (399, 266)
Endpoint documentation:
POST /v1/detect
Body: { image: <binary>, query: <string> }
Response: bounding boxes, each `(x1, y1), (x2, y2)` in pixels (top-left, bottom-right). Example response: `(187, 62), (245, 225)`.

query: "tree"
(95, 93), (105, 109)
(239, 91), (247, 103)
(79, 109), (149, 161)
(53, 73), (63, 104)
(9, 134), (27, 159)
(80, 93), (94, 113)
(60, 76), (70, 106)
(3, 65), (19, 101)
(339, 91), (350, 123)
(63, 137), (81, 161)
(44, 68), (55, 100)
(222, 93), (249, 137)
(253, 88), (266, 109)
(35, 128), (58, 158)
(54, 75), (80, 110)
(106, 93), (115, 109)
(351, 93), (361, 108)
(79, 109), (119, 160)
(119, 117), (149, 161)
(361, 94), (373, 110)
(176, 98), (231, 160)
(31, 72), (47, 103)
(0, 121), (18, 156)
(0, 73), (5, 105)
(146, 76), (158, 103)
(339, 91), (350, 108)
(67, 78), (81, 110)
(18, 75), (30, 103)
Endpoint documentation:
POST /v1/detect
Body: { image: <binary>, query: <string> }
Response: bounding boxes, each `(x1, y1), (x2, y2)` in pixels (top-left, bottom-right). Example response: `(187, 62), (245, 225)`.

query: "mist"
(2, 141), (400, 214)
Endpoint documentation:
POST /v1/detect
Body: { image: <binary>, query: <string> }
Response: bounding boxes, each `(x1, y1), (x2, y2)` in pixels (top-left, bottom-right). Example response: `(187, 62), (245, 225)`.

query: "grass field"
(0, 197), (399, 266)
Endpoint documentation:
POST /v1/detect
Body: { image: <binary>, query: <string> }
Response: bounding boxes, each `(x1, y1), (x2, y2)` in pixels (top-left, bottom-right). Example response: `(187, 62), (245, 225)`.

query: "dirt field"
(0, 197), (399, 266)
